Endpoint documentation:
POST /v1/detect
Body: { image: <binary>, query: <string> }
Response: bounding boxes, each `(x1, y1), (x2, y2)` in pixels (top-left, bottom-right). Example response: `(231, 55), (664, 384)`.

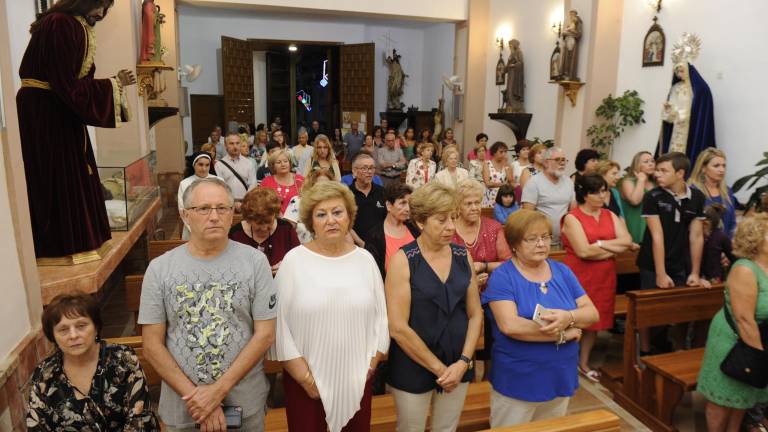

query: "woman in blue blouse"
(481, 209), (599, 427)
(689, 148), (738, 238)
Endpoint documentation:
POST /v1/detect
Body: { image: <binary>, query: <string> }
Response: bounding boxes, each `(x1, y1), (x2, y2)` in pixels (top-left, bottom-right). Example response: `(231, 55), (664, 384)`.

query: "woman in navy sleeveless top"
(385, 182), (483, 432)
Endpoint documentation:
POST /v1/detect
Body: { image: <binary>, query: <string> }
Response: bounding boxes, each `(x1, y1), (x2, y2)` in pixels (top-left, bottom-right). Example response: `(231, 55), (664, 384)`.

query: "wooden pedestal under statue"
(488, 112), (533, 141)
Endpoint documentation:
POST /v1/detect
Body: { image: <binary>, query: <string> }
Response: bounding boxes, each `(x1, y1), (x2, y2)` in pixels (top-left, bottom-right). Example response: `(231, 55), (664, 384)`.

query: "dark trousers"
(284, 372), (373, 432)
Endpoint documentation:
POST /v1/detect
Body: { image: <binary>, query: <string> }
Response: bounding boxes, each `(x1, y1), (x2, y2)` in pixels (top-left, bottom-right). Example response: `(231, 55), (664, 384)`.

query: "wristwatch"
(459, 355), (474, 369)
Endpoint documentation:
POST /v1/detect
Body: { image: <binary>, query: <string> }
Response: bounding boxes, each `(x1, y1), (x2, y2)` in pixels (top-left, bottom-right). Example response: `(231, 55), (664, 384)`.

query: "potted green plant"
(732, 151), (768, 213)
(586, 90), (645, 156)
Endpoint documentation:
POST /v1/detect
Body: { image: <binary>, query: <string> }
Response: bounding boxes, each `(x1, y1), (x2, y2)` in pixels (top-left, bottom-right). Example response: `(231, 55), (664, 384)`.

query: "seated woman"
(200, 142), (218, 176)
(697, 213), (768, 431)
(365, 182), (419, 277)
(260, 149), (304, 215)
(434, 146), (469, 187)
(401, 127), (417, 160)
(272, 181), (389, 432)
(511, 141), (531, 185)
(406, 142), (437, 190)
(27, 292), (159, 431)
(304, 134), (341, 181)
(467, 133), (490, 161)
(385, 181), (483, 432)
(570, 148), (600, 181)
(482, 209), (598, 427)
(561, 174), (633, 382)
(517, 143), (547, 190)
(230, 187), (299, 275)
(468, 141), (488, 184)
(178, 151), (219, 240)
(482, 141), (514, 207)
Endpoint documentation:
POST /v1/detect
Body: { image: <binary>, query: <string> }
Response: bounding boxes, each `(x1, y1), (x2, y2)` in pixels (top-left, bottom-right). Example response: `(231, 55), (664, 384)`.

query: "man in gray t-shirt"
(521, 147), (576, 246)
(140, 178), (276, 431)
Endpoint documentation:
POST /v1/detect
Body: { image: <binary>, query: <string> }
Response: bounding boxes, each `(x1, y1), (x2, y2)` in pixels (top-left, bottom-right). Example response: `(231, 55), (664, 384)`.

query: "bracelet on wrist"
(568, 310), (576, 328)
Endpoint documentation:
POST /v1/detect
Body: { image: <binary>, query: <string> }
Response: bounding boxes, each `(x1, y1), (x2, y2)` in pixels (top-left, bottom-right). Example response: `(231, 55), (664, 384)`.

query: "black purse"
(719, 306), (768, 388)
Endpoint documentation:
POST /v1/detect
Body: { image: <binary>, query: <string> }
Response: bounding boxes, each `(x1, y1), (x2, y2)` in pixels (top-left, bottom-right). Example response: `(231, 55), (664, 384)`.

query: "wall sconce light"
(288, 44), (298, 52)
(647, 0), (662, 13)
(551, 21), (562, 37)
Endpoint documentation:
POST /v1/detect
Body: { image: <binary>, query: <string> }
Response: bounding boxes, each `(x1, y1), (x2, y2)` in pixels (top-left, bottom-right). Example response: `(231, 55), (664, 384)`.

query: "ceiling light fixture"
(288, 44), (298, 52)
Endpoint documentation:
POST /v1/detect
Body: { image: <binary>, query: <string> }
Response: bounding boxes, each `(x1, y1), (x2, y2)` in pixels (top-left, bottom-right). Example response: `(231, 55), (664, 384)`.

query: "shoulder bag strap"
(217, 159), (249, 191)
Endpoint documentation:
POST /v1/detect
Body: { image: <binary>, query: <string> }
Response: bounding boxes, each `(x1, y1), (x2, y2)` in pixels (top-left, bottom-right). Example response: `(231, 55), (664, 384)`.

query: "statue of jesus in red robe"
(17, 0), (136, 259)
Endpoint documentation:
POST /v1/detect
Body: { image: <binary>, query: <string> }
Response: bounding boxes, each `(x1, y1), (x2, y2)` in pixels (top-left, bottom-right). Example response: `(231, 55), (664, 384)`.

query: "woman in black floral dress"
(27, 292), (159, 431)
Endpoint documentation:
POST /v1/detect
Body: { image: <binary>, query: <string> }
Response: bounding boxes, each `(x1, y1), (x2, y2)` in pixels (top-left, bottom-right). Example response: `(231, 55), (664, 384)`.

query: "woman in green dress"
(697, 213), (768, 431)
(618, 151), (656, 243)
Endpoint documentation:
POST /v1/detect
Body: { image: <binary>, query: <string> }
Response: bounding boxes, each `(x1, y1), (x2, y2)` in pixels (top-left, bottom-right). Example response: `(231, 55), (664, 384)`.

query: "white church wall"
(180, 5), (456, 143)
(614, 0), (768, 200)
(482, 0), (563, 147)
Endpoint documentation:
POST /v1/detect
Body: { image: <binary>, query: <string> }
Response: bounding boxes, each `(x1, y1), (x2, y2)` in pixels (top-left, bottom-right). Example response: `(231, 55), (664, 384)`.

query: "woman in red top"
(261, 149), (304, 215)
(229, 187), (300, 275)
(561, 174), (633, 382)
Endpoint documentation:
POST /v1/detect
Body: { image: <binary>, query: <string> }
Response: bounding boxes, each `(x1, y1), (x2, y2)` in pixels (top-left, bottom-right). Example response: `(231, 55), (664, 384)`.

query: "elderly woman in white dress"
(434, 146), (469, 188)
(272, 181), (389, 432)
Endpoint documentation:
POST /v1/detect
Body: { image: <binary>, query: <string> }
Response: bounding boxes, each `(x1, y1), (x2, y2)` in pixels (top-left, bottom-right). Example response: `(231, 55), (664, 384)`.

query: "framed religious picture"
(642, 18), (665, 67)
(36, 0), (57, 14)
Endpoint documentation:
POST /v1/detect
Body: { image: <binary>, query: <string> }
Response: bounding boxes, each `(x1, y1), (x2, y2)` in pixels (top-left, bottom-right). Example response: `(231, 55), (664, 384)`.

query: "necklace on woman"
(514, 257), (549, 294)
(458, 220), (480, 248)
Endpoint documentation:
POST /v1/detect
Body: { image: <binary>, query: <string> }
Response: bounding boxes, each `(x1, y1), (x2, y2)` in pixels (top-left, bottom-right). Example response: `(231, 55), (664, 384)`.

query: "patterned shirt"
(27, 343), (159, 431)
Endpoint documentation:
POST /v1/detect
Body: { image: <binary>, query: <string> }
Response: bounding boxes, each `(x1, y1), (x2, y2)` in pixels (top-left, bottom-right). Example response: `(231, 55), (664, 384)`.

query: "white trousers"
(489, 389), (570, 427)
(388, 383), (469, 432)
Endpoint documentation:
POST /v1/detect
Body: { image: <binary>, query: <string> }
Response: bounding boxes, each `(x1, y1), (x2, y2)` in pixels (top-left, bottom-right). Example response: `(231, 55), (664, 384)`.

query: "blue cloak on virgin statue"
(657, 62), (716, 163)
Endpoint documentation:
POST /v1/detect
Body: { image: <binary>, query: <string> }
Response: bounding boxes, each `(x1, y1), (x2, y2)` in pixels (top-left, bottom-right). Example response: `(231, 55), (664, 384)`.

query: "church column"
(94, 0), (150, 166)
(461, 0), (491, 159)
(555, 0), (623, 159)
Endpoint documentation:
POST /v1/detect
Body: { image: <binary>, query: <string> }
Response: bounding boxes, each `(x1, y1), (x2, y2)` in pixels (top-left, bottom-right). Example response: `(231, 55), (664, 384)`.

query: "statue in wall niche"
(385, 49), (408, 111)
(657, 33), (715, 163)
(502, 39), (525, 113)
(560, 10), (582, 81)
(140, 0), (156, 63)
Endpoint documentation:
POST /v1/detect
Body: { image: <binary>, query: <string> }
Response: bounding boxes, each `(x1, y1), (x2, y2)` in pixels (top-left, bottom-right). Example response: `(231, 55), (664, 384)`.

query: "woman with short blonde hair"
(273, 181), (388, 432)
(262, 149), (304, 215)
(595, 159), (624, 217)
(434, 146), (469, 187)
(386, 181), (483, 432)
(518, 143), (547, 189)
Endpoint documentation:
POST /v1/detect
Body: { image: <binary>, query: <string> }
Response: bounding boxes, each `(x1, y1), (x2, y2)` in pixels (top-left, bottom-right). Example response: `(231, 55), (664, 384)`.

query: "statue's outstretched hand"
(117, 69), (137, 87)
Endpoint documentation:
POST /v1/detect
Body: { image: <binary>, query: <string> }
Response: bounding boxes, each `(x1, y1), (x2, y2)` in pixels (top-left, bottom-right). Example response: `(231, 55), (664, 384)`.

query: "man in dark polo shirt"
(637, 151), (708, 288)
(349, 152), (386, 246)
(636, 152), (708, 350)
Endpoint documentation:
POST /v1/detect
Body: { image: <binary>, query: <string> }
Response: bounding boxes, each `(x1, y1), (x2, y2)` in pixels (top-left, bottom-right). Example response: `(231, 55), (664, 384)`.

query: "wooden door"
(340, 43), (374, 134)
(266, 51), (291, 141)
(221, 36), (254, 125)
(190, 94), (224, 150)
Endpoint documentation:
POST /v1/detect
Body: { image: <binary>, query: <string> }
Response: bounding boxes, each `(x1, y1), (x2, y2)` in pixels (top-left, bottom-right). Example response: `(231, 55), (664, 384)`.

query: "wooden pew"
(612, 284), (724, 432)
(148, 239), (186, 261)
(265, 381), (492, 432)
(477, 409), (621, 432)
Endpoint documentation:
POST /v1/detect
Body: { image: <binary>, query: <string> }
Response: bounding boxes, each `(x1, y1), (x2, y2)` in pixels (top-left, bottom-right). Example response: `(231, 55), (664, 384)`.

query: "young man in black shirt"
(636, 152), (709, 351)
(637, 151), (708, 289)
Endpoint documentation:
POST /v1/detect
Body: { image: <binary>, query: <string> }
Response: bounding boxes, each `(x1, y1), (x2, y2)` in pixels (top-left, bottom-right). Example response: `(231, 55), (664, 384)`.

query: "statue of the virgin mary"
(658, 33), (715, 163)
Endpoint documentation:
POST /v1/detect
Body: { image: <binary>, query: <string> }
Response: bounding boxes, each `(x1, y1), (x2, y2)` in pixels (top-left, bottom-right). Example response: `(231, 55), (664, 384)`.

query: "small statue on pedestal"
(502, 39), (525, 113)
(385, 49), (408, 111)
(560, 10), (582, 81)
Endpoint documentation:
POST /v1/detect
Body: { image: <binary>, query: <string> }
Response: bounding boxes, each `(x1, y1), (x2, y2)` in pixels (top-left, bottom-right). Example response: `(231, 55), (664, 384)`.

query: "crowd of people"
(27, 119), (768, 432)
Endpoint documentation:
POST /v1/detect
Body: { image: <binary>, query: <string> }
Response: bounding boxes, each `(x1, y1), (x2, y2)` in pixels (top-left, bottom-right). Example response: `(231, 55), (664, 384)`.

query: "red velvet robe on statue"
(16, 13), (125, 258)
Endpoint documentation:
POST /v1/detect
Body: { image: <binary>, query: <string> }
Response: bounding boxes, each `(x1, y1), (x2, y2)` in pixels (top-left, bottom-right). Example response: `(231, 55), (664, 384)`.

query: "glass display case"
(98, 151), (158, 231)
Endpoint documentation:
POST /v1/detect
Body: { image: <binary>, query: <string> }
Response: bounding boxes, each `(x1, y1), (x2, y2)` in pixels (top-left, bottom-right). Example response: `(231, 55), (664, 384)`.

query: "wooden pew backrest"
(628, 284), (725, 330)
(148, 240), (186, 261)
